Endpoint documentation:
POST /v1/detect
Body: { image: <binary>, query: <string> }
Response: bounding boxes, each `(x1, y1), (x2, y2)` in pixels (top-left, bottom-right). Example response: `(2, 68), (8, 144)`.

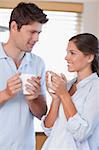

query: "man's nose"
(32, 33), (39, 42)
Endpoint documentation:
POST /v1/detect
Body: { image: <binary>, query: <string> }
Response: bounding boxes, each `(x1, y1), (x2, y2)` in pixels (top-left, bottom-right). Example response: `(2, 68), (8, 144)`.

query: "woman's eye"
(71, 52), (76, 55)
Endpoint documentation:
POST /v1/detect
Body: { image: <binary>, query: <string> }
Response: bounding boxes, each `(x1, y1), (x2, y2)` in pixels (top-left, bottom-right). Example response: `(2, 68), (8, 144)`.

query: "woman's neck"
(77, 69), (93, 83)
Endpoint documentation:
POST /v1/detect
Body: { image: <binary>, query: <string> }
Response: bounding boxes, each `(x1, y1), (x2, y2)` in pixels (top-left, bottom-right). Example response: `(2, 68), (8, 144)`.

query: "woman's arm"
(60, 92), (77, 119)
(44, 96), (60, 128)
(52, 72), (99, 142)
(50, 71), (77, 119)
(43, 71), (61, 128)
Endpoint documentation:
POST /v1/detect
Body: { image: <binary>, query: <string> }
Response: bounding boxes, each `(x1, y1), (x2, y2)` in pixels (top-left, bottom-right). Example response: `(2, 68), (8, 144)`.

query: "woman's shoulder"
(88, 73), (99, 91)
(91, 73), (99, 83)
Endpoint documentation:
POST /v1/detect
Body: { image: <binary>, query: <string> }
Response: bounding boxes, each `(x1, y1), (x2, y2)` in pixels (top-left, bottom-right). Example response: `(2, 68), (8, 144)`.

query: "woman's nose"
(65, 54), (68, 60)
(64, 53), (70, 61)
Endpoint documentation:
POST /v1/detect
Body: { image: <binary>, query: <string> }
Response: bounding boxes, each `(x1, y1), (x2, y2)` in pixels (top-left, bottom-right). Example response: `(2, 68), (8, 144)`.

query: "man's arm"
(24, 76), (47, 119)
(0, 73), (22, 105)
(26, 95), (47, 120)
(0, 89), (11, 104)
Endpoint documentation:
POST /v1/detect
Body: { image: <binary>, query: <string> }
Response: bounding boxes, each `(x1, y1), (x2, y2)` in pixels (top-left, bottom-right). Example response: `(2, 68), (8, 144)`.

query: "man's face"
(11, 21), (42, 52)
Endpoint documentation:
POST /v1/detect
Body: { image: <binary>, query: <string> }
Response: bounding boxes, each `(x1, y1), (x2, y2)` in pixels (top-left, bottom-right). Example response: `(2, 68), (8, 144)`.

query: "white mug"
(20, 73), (35, 95)
(47, 72), (55, 93)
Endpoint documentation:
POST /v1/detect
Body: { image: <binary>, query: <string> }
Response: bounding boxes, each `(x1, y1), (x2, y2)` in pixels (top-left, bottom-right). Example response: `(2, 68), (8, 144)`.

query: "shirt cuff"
(41, 115), (52, 136)
(67, 113), (88, 133)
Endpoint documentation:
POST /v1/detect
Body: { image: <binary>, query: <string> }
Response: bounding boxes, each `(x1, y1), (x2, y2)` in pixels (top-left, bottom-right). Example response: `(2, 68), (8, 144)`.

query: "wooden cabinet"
(36, 132), (47, 150)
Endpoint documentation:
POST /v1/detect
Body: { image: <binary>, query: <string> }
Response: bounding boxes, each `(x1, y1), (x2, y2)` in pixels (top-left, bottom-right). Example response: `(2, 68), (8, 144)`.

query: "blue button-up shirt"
(0, 43), (46, 150)
(42, 73), (99, 150)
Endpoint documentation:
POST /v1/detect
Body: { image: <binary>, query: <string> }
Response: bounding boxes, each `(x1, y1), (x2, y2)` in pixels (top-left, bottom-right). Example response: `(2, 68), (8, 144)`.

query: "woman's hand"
(49, 71), (68, 97)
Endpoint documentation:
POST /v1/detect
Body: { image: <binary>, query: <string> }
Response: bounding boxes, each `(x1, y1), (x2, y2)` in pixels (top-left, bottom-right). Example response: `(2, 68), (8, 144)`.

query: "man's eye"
(38, 31), (41, 35)
(31, 31), (36, 34)
(30, 31), (41, 35)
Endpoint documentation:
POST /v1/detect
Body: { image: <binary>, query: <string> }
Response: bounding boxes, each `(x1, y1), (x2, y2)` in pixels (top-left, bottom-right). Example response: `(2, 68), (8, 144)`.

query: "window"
(0, 9), (82, 132)
(33, 10), (82, 78)
(0, 9), (11, 42)
(33, 10), (82, 131)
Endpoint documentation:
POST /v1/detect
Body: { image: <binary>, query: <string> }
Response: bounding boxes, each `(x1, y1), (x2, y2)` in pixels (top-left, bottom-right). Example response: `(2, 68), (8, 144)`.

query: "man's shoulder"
(30, 53), (42, 59)
(29, 52), (45, 65)
(27, 53), (45, 66)
(0, 43), (6, 59)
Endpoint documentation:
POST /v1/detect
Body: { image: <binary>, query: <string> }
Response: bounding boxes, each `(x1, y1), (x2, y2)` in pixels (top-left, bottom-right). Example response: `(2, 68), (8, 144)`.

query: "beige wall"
(83, 1), (99, 37)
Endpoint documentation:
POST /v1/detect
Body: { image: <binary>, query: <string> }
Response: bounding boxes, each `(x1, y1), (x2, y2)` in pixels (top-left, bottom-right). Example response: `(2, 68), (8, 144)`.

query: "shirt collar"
(76, 73), (98, 88)
(68, 73), (98, 90)
(0, 43), (8, 59)
(0, 42), (32, 64)
(21, 52), (32, 65)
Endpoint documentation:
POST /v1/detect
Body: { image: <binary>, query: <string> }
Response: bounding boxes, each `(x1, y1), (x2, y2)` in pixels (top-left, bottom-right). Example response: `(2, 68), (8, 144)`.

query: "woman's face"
(65, 41), (92, 73)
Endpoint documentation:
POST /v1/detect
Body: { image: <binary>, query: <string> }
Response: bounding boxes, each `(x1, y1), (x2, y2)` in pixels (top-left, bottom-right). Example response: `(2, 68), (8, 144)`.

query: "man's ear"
(88, 54), (94, 63)
(10, 21), (18, 31)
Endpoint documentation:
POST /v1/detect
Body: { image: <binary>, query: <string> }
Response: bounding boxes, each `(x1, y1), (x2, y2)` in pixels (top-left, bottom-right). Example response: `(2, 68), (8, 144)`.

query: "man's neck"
(3, 42), (25, 68)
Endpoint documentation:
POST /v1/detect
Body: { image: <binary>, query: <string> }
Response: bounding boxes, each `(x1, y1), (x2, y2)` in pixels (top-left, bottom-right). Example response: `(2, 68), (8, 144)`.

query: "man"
(0, 2), (48, 150)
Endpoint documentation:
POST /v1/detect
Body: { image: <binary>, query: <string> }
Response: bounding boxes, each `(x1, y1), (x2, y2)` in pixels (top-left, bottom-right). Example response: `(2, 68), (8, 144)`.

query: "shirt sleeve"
(41, 115), (52, 137)
(67, 82), (99, 142)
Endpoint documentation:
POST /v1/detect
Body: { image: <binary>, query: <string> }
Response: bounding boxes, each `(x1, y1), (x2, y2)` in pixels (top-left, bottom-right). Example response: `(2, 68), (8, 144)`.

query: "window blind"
(33, 10), (82, 79)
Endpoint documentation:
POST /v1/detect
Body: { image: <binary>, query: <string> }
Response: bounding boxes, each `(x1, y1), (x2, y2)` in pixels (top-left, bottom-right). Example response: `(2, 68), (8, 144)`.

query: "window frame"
(0, 1), (83, 13)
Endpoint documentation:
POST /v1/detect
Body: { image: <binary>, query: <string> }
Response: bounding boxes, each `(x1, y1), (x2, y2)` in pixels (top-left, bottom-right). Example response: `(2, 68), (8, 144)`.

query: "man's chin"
(26, 48), (32, 52)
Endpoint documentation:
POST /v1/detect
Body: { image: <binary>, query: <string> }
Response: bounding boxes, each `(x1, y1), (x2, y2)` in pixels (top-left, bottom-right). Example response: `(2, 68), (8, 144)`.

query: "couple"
(0, 2), (99, 150)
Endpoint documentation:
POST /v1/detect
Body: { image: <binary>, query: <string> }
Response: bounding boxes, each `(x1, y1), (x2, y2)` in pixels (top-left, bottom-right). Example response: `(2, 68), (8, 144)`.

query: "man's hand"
(6, 73), (22, 98)
(24, 77), (47, 119)
(25, 76), (41, 101)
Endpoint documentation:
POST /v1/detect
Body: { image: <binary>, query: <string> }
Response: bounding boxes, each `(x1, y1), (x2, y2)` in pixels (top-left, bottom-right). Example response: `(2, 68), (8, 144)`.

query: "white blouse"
(41, 73), (99, 150)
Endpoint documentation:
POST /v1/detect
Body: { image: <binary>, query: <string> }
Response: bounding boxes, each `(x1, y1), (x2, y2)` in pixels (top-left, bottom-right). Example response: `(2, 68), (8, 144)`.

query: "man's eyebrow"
(31, 30), (42, 34)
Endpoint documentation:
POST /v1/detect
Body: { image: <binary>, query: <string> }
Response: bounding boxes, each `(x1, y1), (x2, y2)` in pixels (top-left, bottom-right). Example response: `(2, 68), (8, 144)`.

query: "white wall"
(83, 1), (99, 38)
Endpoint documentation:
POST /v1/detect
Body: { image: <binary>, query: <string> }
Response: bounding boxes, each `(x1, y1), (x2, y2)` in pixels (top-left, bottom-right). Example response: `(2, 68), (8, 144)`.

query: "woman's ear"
(88, 54), (94, 63)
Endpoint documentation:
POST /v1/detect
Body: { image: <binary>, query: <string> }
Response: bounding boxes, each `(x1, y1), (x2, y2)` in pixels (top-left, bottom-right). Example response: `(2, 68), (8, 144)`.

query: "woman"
(41, 33), (99, 150)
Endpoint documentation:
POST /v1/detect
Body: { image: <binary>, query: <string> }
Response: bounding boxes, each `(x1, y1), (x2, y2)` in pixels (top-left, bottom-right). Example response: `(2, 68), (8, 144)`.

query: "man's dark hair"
(9, 2), (48, 30)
